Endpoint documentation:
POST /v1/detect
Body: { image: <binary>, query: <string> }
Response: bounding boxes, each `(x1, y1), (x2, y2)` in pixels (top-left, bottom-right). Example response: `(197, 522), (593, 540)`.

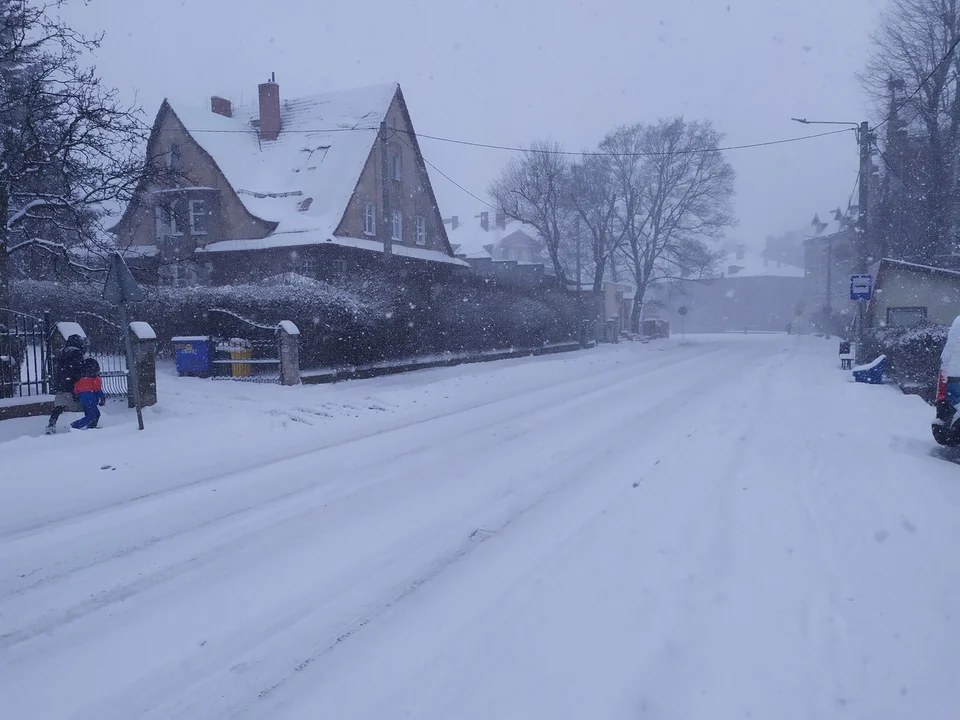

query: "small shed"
(867, 259), (960, 330)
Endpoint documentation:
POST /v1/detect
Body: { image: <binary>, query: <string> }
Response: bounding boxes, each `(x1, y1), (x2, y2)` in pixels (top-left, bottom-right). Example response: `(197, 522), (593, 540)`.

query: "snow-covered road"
(2, 335), (959, 719)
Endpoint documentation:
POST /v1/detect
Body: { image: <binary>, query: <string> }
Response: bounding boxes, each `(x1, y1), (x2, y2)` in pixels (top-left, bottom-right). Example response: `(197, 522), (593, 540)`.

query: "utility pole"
(856, 120), (871, 364)
(379, 121), (392, 262)
(792, 117), (872, 358)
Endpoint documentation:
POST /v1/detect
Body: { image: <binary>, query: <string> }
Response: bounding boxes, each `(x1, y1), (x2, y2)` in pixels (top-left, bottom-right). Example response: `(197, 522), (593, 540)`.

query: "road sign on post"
(678, 306), (688, 338)
(103, 252), (145, 430)
(850, 274), (872, 301)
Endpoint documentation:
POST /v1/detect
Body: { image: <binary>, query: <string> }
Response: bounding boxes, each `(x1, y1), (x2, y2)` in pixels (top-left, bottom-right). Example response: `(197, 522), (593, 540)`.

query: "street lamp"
(792, 117), (872, 359)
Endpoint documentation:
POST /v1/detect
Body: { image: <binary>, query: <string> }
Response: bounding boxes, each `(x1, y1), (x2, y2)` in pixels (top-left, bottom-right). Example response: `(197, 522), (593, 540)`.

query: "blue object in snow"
(853, 354), (886, 385)
(173, 336), (212, 376)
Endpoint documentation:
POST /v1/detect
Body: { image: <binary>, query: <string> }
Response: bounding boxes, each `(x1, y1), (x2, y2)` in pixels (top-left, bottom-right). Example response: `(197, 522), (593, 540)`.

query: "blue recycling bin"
(853, 354), (886, 385)
(173, 336), (212, 377)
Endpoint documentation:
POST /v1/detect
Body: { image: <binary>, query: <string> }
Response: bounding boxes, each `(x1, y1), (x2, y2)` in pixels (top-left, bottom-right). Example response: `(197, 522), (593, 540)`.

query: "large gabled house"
(111, 75), (465, 286)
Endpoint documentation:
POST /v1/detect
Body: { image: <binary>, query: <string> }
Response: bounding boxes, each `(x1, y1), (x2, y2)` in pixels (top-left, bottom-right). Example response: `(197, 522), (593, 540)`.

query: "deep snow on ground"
(1, 334), (958, 719)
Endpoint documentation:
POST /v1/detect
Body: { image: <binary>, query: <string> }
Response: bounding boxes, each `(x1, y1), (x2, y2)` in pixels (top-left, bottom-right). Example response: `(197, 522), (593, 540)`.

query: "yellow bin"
(230, 349), (252, 377)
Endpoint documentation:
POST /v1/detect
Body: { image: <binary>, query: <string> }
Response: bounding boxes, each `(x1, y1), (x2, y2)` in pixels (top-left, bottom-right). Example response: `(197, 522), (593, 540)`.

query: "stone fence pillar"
(277, 321), (301, 386)
(128, 321), (158, 408)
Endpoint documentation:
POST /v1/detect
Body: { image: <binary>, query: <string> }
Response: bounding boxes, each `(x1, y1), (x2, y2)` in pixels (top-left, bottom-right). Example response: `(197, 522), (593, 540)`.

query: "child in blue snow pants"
(71, 358), (106, 430)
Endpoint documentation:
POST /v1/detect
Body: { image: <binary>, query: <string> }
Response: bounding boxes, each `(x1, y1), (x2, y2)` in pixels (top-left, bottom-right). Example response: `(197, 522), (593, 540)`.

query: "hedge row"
(864, 324), (947, 391)
(9, 272), (580, 369)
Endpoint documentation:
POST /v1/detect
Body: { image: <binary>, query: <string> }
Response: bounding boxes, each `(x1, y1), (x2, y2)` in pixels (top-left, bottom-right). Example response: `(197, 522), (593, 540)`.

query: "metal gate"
(75, 311), (128, 398)
(208, 308), (281, 383)
(0, 308), (52, 398)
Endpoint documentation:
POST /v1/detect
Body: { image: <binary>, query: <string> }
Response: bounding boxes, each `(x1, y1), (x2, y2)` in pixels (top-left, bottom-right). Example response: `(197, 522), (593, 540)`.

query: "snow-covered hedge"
(868, 323), (948, 388)
(9, 274), (579, 369)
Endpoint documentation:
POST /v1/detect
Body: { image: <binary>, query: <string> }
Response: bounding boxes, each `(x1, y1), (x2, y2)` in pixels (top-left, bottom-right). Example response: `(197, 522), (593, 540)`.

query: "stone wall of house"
(114, 107), (274, 250)
(336, 92), (450, 256)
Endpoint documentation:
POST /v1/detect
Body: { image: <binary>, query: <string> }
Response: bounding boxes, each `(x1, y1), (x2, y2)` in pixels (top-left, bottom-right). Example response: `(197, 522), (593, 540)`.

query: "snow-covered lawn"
(1, 334), (958, 719)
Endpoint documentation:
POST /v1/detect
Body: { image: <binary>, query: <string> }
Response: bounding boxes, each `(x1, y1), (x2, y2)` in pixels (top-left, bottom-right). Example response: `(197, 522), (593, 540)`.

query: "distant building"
(802, 206), (859, 331)
(649, 243), (805, 333)
(444, 212), (546, 284)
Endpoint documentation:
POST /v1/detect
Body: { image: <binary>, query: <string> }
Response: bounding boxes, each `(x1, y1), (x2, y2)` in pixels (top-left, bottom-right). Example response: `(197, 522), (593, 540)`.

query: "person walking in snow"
(70, 357), (106, 430)
(46, 334), (87, 434)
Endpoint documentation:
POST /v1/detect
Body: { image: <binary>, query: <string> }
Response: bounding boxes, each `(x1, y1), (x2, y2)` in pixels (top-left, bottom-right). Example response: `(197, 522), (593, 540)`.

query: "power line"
(395, 133), (495, 210)
(173, 123), (854, 157)
(392, 126), (855, 157)
(874, 32), (960, 132)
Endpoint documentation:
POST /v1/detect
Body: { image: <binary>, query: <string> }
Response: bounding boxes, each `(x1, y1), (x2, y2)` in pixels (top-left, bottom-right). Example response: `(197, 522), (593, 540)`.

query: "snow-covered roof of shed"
(167, 83), (397, 236)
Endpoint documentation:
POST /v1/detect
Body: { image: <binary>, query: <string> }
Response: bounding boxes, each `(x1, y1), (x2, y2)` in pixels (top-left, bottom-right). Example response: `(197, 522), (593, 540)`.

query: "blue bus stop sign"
(850, 274), (872, 301)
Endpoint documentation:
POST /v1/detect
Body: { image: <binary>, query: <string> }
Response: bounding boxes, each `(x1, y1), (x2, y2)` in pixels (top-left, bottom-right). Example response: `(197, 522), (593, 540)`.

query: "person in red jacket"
(71, 358), (106, 430)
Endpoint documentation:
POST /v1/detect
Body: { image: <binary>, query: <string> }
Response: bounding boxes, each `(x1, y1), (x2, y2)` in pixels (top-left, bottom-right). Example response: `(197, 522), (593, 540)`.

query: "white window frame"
(415, 215), (426, 246)
(392, 210), (403, 241)
(300, 257), (317, 277)
(331, 258), (347, 277)
(391, 151), (402, 181)
(364, 202), (377, 236)
(155, 200), (182, 238)
(189, 199), (207, 235)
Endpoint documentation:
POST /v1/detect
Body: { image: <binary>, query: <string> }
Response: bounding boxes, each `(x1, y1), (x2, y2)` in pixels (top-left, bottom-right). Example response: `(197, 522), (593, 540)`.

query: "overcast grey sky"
(66, 0), (884, 249)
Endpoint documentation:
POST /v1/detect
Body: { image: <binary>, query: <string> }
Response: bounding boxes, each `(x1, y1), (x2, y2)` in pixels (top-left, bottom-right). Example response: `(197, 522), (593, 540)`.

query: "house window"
(392, 210), (402, 241)
(391, 151), (402, 181)
(364, 202), (376, 236)
(160, 262), (195, 288)
(886, 306), (927, 327)
(331, 258), (347, 278)
(189, 199), (207, 235)
(168, 143), (182, 172)
(415, 215), (426, 246)
(300, 257), (317, 277)
(154, 200), (181, 238)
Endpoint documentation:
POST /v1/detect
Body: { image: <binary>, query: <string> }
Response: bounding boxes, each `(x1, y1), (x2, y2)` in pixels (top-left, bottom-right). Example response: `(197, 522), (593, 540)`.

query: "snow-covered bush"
(871, 323), (948, 387)
(9, 273), (579, 369)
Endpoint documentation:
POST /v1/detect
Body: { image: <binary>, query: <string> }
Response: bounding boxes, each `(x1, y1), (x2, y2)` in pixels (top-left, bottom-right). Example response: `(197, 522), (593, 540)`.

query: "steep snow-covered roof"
(805, 207), (855, 240)
(167, 83), (397, 236)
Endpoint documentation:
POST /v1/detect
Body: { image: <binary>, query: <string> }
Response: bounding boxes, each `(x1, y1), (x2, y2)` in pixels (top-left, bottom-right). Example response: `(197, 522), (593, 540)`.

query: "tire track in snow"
(0, 344), (736, 656)
(0, 343), (724, 545)
(59, 347), (770, 720)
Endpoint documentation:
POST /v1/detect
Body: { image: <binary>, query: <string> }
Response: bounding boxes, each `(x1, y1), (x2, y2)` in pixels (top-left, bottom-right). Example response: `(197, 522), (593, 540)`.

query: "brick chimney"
(480, 211), (489, 231)
(211, 96), (232, 118)
(258, 72), (281, 141)
(496, 212), (506, 229)
(444, 215), (459, 230)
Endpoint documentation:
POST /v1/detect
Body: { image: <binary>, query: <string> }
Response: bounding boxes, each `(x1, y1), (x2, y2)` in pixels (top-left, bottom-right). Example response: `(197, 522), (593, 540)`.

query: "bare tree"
(488, 140), (572, 283)
(862, 0), (960, 262)
(603, 119), (734, 331)
(0, 0), (161, 307)
(567, 155), (622, 295)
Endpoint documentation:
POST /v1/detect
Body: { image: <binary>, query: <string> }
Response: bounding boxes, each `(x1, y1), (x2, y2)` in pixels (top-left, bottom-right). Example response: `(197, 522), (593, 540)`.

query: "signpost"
(103, 252), (146, 430)
(678, 306), (688, 339)
(850, 274), (872, 366)
(850, 274), (872, 301)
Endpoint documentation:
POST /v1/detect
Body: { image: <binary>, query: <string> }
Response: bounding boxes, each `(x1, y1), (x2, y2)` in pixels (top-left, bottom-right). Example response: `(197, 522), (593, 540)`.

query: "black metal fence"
(0, 308), (52, 399)
(74, 311), (128, 398)
(208, 308), (281, 384)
